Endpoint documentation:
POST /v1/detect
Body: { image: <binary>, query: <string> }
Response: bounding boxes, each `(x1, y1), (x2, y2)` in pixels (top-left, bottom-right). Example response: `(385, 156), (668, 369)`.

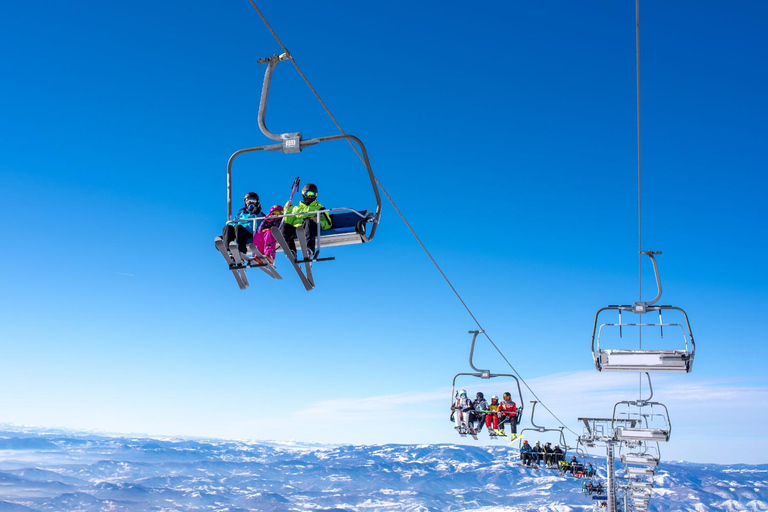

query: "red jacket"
(499, 400), (517, 417)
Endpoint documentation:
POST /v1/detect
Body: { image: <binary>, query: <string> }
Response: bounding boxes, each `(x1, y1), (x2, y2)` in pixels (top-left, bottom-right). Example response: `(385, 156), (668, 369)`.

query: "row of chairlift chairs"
(451, 332), (574, 469)
(235, 51), (690, 512)
(584, 251), (695, 512)
(217, 53), (382, 291)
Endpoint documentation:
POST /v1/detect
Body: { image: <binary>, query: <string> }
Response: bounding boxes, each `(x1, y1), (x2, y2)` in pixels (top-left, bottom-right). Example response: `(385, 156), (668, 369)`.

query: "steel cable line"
(245, 0), (577, 437)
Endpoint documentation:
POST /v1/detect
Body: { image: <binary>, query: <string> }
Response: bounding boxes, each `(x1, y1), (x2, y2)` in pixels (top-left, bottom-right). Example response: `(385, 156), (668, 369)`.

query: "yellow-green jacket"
(284, 199), (332, 230)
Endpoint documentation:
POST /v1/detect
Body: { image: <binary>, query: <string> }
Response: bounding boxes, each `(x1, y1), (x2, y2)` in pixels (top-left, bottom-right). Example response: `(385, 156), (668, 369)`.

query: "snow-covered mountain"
(0, 429), (763, 511)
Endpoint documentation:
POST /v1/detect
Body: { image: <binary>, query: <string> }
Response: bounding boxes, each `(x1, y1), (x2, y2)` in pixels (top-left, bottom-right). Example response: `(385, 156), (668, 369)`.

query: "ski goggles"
(303, 190), (317, 198)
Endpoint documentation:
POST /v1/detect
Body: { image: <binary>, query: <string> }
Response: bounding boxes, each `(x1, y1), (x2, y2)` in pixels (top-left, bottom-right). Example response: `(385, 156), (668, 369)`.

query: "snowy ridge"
(0, 429), (763, 511)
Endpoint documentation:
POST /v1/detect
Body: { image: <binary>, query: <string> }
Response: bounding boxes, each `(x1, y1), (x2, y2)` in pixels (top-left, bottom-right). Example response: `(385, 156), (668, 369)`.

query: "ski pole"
(279, 176), (301, 229)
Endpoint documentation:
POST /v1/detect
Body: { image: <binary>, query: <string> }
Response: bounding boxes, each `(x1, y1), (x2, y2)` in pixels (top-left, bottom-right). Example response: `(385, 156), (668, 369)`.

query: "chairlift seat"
(273, 209), (373, 253)
(627, 467), (655, 477)
(615, 427), (670, 442)
(628, 481), (653, 489)
(621, 453), (659, 466)
(596, 349), (692, 372)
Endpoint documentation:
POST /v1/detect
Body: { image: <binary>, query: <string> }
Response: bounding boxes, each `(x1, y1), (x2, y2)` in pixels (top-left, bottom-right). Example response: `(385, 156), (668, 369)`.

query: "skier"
(217, 192), (263, 255)
(585, 463), (596, 478)
(280, 183), (332, 259)
(498, 392), (518, 439)
(520, 440), (534, 467)
(532, 441), (543, 466)
(543, 442), (554, 467)
(252, 204), (283, 263)
(552, 444), (565, 467)
(451, 389), (473, 434)
(485, 395), (500, 435)
(471, 392), (488, 434)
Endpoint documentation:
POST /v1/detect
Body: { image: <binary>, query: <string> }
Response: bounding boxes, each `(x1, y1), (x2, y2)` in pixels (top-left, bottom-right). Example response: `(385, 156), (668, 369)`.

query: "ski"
(270, 226), (314, 291)
(508, 433), (525, 444)
(295, 226), (315, 288)
(228, 242), (250, 289)
(246, 243), (282, 280)
(215, 237), (246, 290)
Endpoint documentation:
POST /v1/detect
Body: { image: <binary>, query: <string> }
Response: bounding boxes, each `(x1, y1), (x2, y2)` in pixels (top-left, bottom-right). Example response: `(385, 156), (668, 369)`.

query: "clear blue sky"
(0, 1), (766, 463)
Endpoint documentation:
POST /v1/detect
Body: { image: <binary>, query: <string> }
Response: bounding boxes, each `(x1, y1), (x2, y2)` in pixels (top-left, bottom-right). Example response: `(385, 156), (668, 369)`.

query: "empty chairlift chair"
(613, 384), (671, 443)
(620, 440), (661, 468)
(591, 252), (695, 372)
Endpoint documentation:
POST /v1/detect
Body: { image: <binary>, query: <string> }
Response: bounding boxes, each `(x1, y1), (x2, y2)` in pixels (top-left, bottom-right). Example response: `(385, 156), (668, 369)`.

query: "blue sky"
(0, 1), (766, 464)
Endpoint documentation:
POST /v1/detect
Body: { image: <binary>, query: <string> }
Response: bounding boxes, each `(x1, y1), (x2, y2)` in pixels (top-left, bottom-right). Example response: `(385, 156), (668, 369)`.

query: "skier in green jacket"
(280, 183), (332, 259)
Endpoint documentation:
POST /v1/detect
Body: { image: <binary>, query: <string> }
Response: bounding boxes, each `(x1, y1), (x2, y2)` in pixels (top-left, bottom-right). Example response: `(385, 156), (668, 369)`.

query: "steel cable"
(245, 0), (578, 438)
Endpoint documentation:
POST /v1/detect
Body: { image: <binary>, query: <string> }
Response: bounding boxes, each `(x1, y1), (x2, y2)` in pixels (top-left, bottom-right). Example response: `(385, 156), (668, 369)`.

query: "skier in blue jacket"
(217, 192), (263, 254)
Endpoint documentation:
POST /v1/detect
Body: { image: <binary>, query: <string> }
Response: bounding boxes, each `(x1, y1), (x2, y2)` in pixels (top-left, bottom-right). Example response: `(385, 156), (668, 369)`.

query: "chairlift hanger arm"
(467, 330), (489, 376)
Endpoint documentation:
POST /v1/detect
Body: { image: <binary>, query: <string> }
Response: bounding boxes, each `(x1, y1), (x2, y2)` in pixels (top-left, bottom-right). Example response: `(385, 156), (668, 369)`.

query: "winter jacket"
(499, 400), (517, 417)
(258, 214), (282, 233)
(231, 207), (262, 234)
(453, 397), (473, 412)
(487, 403), (499, 413)
(473, 399), (489, 412)
(521, 443), (533, 454)
(284, 199), (332, 230)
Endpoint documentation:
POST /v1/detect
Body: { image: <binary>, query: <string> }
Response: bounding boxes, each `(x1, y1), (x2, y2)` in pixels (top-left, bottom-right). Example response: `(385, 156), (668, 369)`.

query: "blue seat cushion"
(321, 210), (370, 236)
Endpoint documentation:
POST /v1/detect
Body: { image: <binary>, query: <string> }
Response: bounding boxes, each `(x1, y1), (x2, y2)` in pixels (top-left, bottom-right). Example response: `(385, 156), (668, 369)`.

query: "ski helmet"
(476, 392), (484, 400)
(268, 204), (284, 216)
(458, 389), (467, 397)
(491, 395), (498, 401)
(244, 192), (261, 212)
(503, 392), (511, 400)
(301, 183), (318, 198)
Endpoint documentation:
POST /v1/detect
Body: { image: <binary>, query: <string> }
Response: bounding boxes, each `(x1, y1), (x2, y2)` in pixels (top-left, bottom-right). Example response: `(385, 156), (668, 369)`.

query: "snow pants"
(471, 412), (486, 432)
(222, 224), (253, 254)
(485, 413), (499, 430)
(498, 414), (517, 434)
(253, 228), (278, 258)
(454, 409), (469, 429)
(280, 218), (319, 256)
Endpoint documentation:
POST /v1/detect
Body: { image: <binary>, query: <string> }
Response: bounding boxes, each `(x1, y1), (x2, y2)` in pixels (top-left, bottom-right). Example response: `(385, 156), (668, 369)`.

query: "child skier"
(486, 395), (500, 435)
(252, 204), (283, 263)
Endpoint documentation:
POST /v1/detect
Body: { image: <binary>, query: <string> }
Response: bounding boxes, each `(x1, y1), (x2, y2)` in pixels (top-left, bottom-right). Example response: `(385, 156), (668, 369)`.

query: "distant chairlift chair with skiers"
(517, 400), (570, 469)
(450, 330), (524, 441)
(218, 53), (381, 291)
(591, 251), (695, 372)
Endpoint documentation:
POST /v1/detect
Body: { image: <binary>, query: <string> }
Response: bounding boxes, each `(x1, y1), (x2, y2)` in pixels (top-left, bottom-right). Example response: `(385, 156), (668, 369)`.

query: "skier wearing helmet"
(471, 392), (489, 434)
(451, 389), (473, 434)
(520, 439), (534, 467)
(498, 391), (518, 440)
(252, 204), (284, 263)
(280, 183), (332, 260)
(217, 192), (263, 255)
(485, 395), (501, 435)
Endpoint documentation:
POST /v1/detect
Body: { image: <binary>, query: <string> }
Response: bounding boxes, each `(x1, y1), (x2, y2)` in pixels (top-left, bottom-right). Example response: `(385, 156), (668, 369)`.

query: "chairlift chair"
(612, 373), (671, 442)
(517, 400), (571, 468)
(620, 439), (661, 468)
(220, 53), (382, 291)
(626, 466), (655, 478)
(591, 252), (695, 372)
(450, 330), (524, 439)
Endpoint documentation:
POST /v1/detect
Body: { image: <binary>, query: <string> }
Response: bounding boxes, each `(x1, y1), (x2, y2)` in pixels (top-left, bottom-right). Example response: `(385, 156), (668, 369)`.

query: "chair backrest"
(328, 209), (370, 231)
